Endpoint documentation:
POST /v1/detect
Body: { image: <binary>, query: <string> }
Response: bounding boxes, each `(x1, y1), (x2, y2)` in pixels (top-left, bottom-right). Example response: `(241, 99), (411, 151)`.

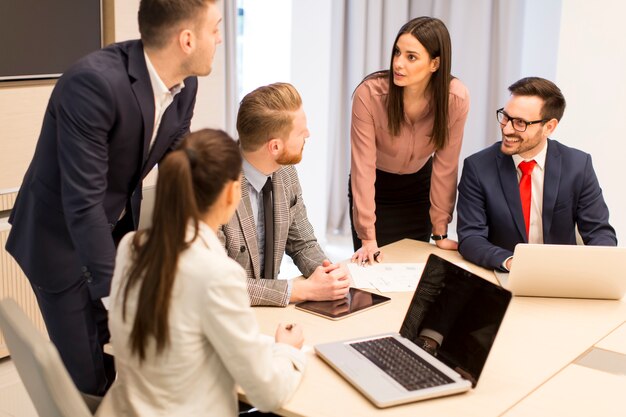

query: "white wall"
(520, 0), (561, 80)
(290, 0), (334, 247)
(555, 0), (626, 243)
(239, 0), (292, 98)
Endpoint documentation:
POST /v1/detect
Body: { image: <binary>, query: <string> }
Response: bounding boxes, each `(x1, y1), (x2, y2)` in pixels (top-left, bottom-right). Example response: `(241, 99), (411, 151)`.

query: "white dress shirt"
(143, 51), (184, 152)
(97, 222), (305, 416)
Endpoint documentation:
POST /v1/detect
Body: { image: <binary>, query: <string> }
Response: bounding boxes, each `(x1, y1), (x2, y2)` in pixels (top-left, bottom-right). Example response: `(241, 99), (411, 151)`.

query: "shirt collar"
(242, 156), (271, 193)
(143, 51), (185, 98)
(512, 140), (548, 171)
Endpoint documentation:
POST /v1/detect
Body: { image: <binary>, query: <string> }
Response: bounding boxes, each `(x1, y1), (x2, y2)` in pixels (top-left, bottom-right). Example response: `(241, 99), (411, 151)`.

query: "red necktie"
(518, 160), (537, 239)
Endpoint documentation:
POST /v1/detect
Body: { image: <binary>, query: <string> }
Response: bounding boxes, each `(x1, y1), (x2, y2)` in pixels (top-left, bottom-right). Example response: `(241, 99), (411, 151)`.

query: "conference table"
(504, 321), (626, 416)
(244, 239), (626, 417)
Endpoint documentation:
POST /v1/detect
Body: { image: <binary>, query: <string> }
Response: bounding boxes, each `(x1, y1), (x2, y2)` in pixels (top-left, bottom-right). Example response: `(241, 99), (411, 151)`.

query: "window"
(236, 0), (293, 100)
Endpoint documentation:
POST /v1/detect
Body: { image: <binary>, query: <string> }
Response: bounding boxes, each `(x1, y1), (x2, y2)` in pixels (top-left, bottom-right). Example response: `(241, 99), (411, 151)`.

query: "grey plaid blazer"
(218, 165), (326, 306)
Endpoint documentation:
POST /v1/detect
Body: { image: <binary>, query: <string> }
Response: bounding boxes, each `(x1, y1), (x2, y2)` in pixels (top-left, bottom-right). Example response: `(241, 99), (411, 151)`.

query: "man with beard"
(219, 82), (350, 306)
(457, 77), (616, 272)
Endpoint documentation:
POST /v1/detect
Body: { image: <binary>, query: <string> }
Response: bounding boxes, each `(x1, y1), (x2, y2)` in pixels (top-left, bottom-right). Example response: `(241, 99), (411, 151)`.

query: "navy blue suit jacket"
(457, 139), (617, 271)
(6, 40), (197, 299)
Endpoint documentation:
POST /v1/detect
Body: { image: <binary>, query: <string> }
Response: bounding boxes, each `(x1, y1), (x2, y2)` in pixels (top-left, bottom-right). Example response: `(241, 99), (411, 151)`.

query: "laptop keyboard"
(351, 337), (454, 391)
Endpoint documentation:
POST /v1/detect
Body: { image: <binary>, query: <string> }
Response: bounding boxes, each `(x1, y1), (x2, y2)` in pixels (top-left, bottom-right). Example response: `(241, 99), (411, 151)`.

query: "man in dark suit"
(219, 83), (350, 307)
(457, 77), (616, 272)
(5, 0), (222, 395)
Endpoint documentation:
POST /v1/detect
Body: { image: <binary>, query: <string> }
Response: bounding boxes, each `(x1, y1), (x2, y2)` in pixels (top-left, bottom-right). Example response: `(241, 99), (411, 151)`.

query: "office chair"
(0, 298), (101, 417)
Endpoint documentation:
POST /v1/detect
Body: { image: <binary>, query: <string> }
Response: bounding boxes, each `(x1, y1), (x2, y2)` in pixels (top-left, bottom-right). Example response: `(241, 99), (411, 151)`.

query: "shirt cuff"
(273, 343), (307, 372)
(419, 328), (444, 346)
(502, 256), (513, 272)
(286, 279), (293, 302)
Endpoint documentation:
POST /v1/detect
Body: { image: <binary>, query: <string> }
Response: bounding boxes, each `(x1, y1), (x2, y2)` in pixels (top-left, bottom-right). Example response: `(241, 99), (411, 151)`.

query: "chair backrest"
(0, 298), (95, 417)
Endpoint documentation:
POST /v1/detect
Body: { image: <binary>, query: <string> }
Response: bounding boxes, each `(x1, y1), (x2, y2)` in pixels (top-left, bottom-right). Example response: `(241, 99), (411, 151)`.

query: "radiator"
(0, 191), (17, 212)
(0, 224), (48, 357)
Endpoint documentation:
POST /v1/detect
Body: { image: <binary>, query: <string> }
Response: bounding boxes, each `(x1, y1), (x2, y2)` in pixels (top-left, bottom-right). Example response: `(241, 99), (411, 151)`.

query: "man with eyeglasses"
(456, 77), (616, 271)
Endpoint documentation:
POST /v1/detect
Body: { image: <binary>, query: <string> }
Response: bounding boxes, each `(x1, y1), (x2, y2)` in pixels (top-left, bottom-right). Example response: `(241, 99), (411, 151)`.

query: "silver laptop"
(315, 254), (512, 408)
(495, 244), (626, 300)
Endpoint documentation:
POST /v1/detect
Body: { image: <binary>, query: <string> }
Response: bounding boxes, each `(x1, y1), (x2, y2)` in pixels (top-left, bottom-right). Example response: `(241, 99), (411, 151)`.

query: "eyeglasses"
(496, 108), (548, 132)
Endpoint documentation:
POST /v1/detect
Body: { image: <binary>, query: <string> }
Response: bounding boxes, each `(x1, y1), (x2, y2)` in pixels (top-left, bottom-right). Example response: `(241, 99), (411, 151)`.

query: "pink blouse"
(350, 76), (470, 241)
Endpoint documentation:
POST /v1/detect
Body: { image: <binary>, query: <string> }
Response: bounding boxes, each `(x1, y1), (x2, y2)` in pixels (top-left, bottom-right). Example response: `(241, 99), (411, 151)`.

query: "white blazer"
(97, 222), (306, 416)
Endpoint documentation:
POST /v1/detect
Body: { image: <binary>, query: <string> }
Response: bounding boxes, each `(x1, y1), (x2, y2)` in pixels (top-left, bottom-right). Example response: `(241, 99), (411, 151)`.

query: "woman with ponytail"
(97, 129), (305, 416)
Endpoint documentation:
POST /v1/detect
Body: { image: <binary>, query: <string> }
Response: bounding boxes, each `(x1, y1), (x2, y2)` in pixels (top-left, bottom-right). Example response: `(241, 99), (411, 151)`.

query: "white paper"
(347, 263), (425, 292)
(347, 260), (474, 292)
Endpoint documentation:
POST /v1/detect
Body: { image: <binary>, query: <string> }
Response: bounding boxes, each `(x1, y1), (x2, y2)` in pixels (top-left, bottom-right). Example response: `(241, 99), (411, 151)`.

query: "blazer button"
(240, 245), (246, 253)
(81, 266), (88, 273)
(86, 277), (93, 283)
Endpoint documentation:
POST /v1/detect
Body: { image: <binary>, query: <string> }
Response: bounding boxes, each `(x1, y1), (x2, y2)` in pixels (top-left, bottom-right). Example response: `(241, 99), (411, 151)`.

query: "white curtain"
(326, 0), (531, 238)
(222, 0), (240, 137)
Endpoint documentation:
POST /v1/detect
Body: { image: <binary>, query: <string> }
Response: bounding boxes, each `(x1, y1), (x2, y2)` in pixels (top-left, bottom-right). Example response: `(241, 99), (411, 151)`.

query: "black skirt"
(349, 158), (433, 251)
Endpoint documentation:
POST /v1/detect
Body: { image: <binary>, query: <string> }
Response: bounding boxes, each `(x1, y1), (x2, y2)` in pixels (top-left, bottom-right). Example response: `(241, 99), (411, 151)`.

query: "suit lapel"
(141, 97), (181, 178)
(237, 177), (262, 279)
(127, 41), (154, 173)
(542, 140), (561, 240)
(141, 115), (169, 178)
(496, 151), (527, 241)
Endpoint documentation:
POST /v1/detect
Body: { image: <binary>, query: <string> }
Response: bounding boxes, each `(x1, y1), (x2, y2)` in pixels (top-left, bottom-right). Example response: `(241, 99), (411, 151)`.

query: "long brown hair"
(121, 129), (241, 362)
(363, 17), (453, 150)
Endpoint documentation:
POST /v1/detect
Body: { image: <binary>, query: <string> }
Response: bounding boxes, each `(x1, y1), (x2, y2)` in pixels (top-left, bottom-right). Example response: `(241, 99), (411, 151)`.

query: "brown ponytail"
(121, 129), (241, 362)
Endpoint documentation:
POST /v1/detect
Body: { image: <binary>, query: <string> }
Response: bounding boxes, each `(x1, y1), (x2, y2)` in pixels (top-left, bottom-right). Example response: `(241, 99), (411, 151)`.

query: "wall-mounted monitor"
(0, 0), (102, 81)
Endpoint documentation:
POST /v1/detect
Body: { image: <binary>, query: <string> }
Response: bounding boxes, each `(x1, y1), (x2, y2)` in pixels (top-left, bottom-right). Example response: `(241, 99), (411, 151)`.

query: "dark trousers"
(31, 279), (115, 395)
(238, 401), (279, 416)
(349, 158), (433, 251)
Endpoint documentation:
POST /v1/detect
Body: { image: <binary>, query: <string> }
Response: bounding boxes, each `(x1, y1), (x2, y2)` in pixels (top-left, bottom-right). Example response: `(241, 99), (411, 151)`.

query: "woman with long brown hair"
(349, 17), (470, 264)
(98, 129), (305, 416)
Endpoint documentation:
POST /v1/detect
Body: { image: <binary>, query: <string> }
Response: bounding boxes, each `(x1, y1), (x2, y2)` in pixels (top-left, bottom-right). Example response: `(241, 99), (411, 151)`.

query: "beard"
(276, 147), (303, 165)
(500, 128), (545, 157)
(500, 133), (523, 156)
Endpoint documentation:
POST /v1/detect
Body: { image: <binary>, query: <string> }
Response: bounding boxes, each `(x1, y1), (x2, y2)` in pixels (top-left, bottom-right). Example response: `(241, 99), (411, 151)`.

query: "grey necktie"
(262, 177), (274, 279)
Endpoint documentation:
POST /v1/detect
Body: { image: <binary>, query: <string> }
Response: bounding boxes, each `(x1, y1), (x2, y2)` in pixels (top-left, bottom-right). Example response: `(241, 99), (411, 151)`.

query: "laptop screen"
(399, 254), (512, 386)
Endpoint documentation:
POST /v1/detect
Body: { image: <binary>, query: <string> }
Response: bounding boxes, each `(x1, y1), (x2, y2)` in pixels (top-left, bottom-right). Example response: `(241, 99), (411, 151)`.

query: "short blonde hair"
(236, 82), (302, 151)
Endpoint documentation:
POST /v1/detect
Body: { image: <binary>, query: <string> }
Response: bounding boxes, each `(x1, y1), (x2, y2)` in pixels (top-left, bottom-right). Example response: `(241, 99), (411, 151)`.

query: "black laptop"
(315, 254), (512, 408)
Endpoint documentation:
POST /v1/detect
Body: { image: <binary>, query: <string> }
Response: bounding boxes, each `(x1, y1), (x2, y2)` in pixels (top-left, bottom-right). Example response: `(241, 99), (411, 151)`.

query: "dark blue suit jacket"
(6, 40), (198, 299)
(457, 139), (617, 271)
